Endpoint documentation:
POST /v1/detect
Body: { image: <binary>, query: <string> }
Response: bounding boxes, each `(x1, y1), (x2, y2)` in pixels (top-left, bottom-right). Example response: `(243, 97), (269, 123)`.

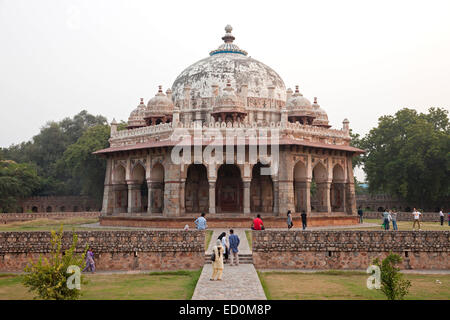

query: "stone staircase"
(204, 253), (253, 264)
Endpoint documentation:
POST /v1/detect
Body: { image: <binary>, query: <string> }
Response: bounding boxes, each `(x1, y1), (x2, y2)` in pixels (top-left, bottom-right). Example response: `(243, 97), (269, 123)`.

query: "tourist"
(439, 209), (444, 226)
(358, 206), (364, 223)
(383, 209), (390, 230)
(448, 211), (450, 226)
(412, 208), (421, 231)
(183, 224), (189, 231)
(252, 214), (264, 230)
(287, 210), (293, 229)
(210, 239), (224, 281)
(195, 212), (207, 230)
(301, 210), (307, 230)
(218, 232), (229, 261)
(228, 229), (240, 266)
(391, 210), (398, 231)
(83, 248), (95, 273)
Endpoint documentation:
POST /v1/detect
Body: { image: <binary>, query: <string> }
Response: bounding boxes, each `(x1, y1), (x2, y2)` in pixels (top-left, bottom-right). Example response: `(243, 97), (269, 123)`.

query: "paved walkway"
(192, 228), (266, 300)
(191, 264), (266, 300)
(206, 228), (251, 254)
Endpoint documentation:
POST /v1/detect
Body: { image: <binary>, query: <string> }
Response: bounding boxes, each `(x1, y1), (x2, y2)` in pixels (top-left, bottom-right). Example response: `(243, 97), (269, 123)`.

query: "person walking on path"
(228, 229), (240, 266)
(358, 206), (364, 223)
(287, 210), (293, 229)
(448, 211), (450, 227)
(210, 239), (224, 281)
(412, 208), (421, 230)
(301, 210), (307, 230)
(195, 212), (207, 230)
(439, 209), (444, 226)
(383, 209), (390, 230)
(252, 214), (264, 230)
(391, 210), (398, 231)
(218, 232), (229, 261)
(83, 248), (95, 273)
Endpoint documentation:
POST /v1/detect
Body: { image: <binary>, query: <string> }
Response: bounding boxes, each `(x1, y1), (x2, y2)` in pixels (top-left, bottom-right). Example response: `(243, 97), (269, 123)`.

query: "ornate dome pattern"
(171, 26), (286, 102)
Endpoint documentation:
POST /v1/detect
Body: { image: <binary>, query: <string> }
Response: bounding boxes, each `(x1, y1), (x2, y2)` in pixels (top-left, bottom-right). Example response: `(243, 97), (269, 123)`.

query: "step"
(204, 253), (253, 264)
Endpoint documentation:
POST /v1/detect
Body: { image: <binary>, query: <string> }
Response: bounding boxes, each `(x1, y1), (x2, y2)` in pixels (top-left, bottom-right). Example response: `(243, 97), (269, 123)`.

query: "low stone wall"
(253, 230), (450, 270)
(362, 211), (448, 222)
(100, 214), (359, 229)
(0, 230), (204, 272)
(0, 212), (101, 224)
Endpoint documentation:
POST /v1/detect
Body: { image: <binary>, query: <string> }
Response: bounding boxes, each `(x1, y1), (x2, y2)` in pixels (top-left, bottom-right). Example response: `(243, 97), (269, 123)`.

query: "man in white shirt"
(412, 208), (421, 230)
(439, 209), (444, 226)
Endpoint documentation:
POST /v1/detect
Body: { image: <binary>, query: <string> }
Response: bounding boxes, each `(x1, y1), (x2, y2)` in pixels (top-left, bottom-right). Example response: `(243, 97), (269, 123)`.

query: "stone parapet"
(0, 230), (205, 271)
(252, 230), (450, 270)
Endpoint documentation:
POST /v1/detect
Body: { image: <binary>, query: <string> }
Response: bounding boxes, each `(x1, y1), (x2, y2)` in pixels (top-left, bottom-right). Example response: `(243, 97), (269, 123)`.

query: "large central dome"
(171, 25), (286, 102)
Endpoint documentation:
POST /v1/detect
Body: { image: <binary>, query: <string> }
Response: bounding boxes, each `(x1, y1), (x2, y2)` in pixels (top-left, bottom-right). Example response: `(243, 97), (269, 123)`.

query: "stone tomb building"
(95, 26), (364, 226)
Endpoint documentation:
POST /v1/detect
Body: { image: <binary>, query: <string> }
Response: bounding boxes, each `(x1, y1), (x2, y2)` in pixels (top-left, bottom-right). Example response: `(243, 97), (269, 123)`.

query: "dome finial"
(314, 97), (318, 104)
(158, 85), (163, 93)
(222, 24), (235, 43)
(140, 98), (144, 104)
(295, 85), (299, 93)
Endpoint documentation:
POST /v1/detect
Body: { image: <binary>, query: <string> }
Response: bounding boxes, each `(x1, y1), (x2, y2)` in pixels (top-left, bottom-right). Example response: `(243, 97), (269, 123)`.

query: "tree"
(60, 124), (110, 200)
(0, 160), (41, 212)
(22, 226), (88, 300)
(372, 253), (411, 300)
(1, 110), (108, 197)
(359, 108), (449, 209)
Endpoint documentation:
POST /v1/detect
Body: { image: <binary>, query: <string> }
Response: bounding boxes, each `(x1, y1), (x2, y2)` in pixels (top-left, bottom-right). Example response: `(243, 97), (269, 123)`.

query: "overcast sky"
(1, 0), (449, 180)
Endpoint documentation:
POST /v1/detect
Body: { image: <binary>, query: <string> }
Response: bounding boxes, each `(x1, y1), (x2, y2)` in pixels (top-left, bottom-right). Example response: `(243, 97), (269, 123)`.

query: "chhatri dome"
(171, 25), (287, 102)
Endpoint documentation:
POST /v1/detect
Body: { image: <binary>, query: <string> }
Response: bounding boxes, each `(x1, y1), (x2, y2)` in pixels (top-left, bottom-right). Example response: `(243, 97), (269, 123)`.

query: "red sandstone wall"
(0, 230), (204, 272)
(252, 230), (450, 270)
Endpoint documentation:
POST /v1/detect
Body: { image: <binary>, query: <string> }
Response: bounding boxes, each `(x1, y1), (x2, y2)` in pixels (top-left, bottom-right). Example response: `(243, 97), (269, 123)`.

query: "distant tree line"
(0, 111), (110, 212)
(351, 107), (449, 210)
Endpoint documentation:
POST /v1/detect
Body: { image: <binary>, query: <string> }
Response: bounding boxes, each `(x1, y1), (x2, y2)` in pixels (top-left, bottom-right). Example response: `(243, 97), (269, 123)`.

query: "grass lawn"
(0, 270), (201, 300)
(0, 217), (101, 232)
(245, 230), (252, 249)
(257, 270), (450, 300)
(355, 219), (450, 231)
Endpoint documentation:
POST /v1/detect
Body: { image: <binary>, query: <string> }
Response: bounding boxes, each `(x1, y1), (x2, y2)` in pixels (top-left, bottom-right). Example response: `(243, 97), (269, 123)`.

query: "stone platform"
(100, 213), (359, 229)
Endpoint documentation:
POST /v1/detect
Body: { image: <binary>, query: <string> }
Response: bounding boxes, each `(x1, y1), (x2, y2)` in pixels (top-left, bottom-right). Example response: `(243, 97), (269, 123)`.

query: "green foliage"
(1, 110), (108, 201)
(359, 107), (449, 208)
(60, 125), (110, 199)
(373, 253), (411, 300)
(22, 226), (88, 300)
(0, 160), (41, 212)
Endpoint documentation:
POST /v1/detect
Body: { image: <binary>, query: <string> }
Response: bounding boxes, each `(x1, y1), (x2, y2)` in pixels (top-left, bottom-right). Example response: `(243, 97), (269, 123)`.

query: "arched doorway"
(216, 164), (243, 213)
(185, 164), (209, 213)
(112, 165), (128, 214)
(129, 163), (146, 213)
(150, 163), (164, 213)
(250, 162), (273, 213)
(331, 164), (345, 212)
(311, 162), (328, 212)
(293, 160), (307, 213)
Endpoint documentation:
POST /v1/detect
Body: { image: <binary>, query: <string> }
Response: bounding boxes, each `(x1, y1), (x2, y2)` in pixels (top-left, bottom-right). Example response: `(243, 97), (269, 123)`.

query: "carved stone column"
(208, 180), (216, 214)
(146, 179), (153, 214)
(243, 179), (251, 215)
(272, 179), (279, 215)
(127, 181), (142, 213)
